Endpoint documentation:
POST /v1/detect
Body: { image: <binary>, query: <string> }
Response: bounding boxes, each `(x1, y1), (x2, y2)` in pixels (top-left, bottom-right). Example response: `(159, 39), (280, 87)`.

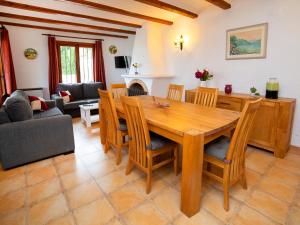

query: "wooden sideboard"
(185, 89), (296, 158)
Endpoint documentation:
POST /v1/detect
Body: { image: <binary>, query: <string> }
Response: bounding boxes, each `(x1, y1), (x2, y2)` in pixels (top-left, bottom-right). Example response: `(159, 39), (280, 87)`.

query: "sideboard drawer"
(217, 97), (243, 111)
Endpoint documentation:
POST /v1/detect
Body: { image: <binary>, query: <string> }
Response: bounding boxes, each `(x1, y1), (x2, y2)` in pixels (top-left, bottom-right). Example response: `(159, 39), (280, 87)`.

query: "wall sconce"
(174, 35), (186, 51)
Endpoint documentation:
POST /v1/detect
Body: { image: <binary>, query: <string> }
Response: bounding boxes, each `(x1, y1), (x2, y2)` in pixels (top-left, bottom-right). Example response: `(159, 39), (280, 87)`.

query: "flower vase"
(200, 81), (207, 87)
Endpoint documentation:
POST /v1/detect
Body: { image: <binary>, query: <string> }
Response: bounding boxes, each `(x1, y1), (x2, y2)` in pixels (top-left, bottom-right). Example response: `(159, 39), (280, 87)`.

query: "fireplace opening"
(128, 83), (148, 96)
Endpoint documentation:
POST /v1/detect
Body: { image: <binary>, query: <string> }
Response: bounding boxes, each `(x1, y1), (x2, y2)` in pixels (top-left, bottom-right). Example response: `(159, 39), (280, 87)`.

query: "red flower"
(195, 70), (204, 79)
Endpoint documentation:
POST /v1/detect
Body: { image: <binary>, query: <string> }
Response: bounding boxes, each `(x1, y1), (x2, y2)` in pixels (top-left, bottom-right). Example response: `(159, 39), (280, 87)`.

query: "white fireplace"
(121, 74), (174, 97)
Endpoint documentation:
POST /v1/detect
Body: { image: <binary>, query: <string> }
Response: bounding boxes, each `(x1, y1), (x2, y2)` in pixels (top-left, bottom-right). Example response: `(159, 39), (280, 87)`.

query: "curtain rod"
(42, 34), (104, 41)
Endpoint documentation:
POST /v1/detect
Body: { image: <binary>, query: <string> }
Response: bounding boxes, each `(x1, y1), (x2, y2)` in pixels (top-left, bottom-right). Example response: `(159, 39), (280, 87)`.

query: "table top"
(115, 96), (240, 137)
(79, 103), (99, 110)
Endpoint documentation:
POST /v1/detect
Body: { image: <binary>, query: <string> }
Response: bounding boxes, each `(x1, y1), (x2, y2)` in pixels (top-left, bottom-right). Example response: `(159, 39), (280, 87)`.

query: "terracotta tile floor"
(0, 118), (300, 225)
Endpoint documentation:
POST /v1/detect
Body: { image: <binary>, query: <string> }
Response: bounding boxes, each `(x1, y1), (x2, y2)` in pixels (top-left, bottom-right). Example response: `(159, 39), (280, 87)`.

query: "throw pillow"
(28, 96), (49, 111)
(59, 90), (73, 103)
(5, 97), (33, 122)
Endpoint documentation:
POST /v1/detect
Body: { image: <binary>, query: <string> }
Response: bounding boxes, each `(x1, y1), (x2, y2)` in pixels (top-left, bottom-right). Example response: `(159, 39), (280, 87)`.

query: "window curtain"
(48, 36), (60, 95)
(0, 26), (17, 104)
(94, 40), (107, 89)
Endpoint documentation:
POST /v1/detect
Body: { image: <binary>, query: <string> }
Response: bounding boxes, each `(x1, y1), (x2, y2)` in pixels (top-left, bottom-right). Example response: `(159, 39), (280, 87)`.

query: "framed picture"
(226, 23), (268, 60)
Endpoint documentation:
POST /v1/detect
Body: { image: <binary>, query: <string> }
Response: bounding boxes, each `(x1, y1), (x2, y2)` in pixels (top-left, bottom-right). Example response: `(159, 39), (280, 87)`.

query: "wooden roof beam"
(0, 12), (136, 35)
(0, 21), (128, 39)
(133, 0), (198, 18)
(65, 0), (173, 25)
(0, 0), (141, 28)
(206, 0), (231, 9)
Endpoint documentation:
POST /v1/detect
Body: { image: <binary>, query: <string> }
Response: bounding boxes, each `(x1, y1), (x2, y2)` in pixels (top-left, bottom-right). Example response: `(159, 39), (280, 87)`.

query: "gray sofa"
(0, 90), (75, 170)
(51, 82), (104, 117)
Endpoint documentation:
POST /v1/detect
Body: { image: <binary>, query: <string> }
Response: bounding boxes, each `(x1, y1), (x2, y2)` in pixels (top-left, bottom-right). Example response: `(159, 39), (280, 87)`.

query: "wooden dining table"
(99, 95), (240, 217)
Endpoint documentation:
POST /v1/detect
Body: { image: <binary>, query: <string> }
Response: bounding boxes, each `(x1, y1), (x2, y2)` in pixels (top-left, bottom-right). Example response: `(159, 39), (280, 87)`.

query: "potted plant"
(250, 86), (260, 96)
(195, 69), (213, 87)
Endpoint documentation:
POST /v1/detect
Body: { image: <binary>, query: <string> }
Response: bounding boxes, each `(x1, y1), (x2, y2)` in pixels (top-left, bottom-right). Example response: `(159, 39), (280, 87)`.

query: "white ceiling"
(0, 0), (232, 36)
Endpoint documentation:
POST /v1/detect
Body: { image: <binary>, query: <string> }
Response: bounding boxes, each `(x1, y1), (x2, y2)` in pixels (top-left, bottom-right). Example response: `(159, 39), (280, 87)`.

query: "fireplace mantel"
(121, 74), (174, 97)
(121, 74), (174, 79)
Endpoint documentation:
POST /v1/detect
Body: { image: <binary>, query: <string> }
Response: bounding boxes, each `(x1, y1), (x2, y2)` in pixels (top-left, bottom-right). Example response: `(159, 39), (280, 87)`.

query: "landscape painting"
(226, 23), (268, 60)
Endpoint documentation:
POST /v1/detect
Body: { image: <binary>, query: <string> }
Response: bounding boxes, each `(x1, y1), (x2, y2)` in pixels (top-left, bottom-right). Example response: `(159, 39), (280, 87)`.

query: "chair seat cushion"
(204, 136), (230, 161)
(119, 118), (127, 131)
(148, 132), (172, 151)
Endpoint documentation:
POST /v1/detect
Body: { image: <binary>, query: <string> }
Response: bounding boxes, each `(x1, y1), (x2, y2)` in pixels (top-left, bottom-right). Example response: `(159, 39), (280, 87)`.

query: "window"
(58, 42), (94, 83)
(0, 53), (5, 97)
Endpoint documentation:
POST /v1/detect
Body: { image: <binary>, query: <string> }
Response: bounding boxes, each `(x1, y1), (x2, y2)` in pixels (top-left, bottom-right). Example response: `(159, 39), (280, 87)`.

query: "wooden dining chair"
(167, 84), (184, 101)
(203, 98), (262, 211)
(194, 87), (218, 107)
(111, 83), (128, 99)
(98, 89), (128, 165)
(120, 96), (179, 194)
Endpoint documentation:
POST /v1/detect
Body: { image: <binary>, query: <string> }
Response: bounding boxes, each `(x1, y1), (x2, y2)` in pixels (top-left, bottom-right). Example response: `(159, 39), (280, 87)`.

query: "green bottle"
(266, 78), (279, 99)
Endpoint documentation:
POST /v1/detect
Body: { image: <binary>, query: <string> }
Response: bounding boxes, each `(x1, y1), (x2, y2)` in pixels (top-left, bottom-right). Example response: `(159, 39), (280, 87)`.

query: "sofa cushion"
(0, 107), (11, 124)
(33, 107), (63, 119)
(5, 97), (33, 122)
(11, 90), (30, 103)
(56, 83), (83, 100)
(82, 82), (103, 99)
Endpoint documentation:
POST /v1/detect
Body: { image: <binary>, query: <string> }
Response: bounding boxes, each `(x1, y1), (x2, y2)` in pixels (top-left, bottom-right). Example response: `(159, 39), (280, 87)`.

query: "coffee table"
(79, 103), (99, 127)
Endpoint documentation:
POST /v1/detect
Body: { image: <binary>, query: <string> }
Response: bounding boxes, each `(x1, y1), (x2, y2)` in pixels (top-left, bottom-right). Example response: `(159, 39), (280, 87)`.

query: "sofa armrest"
(45, 100), (56, 109)
(51, 94), (64, 112)
(0, 115), (75, 169)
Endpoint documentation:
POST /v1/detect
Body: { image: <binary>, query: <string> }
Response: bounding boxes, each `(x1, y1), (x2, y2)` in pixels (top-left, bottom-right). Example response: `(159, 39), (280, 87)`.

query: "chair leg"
(116, 145), (122, 165)
(223, 182), (229, 211)
(241, 172), (247, 190)
(174, 145), (179, 176)
(146, 153), (153, 194)
(104, 142), (110, 153)
(126, 160), (134, 175)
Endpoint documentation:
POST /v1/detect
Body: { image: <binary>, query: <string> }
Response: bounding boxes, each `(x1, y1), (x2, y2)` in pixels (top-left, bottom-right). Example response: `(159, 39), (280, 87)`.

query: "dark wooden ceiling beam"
(0, 0), (141, 28)
(0, 21), (128, 39)
(0, 12), (136, 35)
(206, 0), (231, 9)
(65, 0), (173, 25)
(133, 0), (198, 18)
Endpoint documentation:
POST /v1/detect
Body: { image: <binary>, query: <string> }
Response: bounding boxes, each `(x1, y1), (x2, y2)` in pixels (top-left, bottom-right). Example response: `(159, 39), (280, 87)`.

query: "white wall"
(6, 26), (134, 94)
(132, 0), (300, 146)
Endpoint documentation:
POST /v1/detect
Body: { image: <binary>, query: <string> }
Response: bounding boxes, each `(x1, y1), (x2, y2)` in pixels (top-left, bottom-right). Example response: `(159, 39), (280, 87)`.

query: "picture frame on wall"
(226, 23), (268, 60)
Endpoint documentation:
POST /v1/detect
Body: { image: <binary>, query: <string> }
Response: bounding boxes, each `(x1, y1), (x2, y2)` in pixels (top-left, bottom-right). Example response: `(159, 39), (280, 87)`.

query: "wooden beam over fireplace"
(133, 0), (198, 18)
(206, 0), (231, 10)
(64, 0), (173, 25)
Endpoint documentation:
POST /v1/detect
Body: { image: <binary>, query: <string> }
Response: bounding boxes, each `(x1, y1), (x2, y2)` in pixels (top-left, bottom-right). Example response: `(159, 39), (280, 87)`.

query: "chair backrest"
(194, 87), (218, 107)
(120, 96), (151, 168)
(111, 83), (128, 99)
(167, 84), (184, 101)
(98, 89), (120, 145)
(225, 98), (262, 182)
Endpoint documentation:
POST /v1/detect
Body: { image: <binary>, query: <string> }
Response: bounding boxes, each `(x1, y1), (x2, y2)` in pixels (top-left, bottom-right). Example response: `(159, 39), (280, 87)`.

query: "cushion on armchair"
(0, 108), (11, 124)
(5, 97), (33, 122)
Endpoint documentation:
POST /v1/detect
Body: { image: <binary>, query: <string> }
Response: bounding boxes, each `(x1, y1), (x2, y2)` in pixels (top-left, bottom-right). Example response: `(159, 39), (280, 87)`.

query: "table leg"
(86, 110), (91, 127)
(80, 108), (84, 123)
(181, 130), (204, 217)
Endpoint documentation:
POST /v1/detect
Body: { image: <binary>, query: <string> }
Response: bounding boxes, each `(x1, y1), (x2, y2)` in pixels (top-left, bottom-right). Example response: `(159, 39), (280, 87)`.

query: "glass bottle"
(265, 78), (279, 99)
